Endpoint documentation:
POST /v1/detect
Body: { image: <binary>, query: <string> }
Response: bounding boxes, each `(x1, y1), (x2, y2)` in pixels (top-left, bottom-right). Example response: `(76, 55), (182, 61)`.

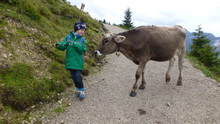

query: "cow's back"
(120, 25), (186, 61)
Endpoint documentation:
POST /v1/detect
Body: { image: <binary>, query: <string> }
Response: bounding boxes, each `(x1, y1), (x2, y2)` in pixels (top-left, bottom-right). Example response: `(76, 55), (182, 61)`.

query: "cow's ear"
(115, 35), (126, 43)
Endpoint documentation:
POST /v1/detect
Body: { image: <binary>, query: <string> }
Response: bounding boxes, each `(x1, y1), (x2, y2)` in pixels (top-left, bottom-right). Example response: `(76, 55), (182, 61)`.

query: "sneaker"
(76, 91), (80, 98)
(78, 91), (85, 100)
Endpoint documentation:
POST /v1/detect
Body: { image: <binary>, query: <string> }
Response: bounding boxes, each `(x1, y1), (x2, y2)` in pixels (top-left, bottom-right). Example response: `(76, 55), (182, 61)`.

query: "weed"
(53, 106), (65, 114)
(0, 18), (7, 25)
(0, 28), (6, 38)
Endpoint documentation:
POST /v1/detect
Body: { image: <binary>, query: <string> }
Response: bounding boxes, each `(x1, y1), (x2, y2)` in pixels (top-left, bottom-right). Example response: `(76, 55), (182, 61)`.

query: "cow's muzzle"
(94, 50), (102, 56)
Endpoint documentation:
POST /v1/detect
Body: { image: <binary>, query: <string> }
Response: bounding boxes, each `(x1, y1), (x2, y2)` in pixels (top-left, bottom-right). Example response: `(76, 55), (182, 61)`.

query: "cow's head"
(94, 33), (126, 56)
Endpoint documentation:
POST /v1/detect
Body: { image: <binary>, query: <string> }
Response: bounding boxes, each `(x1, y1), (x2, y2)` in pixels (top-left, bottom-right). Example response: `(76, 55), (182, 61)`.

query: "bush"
(0, 62), (71, 110)
(1, 63), (36, 110)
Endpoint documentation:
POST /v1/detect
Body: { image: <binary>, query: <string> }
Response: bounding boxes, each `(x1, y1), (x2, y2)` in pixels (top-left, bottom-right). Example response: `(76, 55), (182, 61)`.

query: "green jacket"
(55, 32), (87, 70)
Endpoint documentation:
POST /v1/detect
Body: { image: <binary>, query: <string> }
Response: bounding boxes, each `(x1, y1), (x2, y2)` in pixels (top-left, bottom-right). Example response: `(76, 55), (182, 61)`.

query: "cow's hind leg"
(130, 61), (147, 97)
(166, 57), (175, 82)
(177, 46), (186, 85)
(138, 71), (146, 90)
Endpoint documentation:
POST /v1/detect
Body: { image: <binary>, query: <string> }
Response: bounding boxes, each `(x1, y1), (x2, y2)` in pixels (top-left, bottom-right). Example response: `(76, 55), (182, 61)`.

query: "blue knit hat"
(74, 22), (86, 32)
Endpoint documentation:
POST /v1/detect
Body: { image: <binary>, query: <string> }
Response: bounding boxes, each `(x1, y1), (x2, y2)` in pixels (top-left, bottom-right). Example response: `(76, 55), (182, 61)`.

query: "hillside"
(0, 0), (105, 122)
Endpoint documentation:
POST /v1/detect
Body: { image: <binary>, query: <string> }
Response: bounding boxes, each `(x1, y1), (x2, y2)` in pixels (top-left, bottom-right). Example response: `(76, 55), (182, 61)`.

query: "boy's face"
(75, 29), (85, 36)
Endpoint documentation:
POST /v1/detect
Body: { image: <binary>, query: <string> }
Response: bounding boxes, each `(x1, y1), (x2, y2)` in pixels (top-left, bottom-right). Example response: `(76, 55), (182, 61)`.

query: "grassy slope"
(0, 0), (105, 122)
(185, 54), (220, 82)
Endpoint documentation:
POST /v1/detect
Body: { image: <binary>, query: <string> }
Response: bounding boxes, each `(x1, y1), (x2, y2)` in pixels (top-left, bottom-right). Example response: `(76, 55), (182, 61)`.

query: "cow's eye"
(103, 39), (109, 44)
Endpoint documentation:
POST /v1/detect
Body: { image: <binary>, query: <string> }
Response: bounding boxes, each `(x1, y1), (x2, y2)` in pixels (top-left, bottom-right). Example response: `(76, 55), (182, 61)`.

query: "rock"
(58, 100), (62, 104)
(60, 120), (64, 124)
(165, 102), (171, 107)
(31, 105), (36, 109)
(2, 53), (7, 58)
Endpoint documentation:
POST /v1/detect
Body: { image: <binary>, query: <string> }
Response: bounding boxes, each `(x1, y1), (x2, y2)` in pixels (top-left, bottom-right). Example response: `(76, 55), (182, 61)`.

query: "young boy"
(55, 22), (87, 100)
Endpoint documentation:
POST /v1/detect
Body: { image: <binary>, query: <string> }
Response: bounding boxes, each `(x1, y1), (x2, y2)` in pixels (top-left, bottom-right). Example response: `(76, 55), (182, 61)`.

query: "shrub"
(1, 63), (37, 110)
(0, 62), (71, 110)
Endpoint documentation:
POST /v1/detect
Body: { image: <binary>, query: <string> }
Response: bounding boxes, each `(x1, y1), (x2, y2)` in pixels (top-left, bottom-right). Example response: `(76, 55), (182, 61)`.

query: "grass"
(53, 106), (65, 114)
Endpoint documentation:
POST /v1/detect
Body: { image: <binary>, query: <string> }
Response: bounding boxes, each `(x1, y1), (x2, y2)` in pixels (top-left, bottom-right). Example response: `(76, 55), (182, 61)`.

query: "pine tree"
(190, 25), (220, 69)
(103, 19), (106, 24)
(122, 8), (134, 29)
(190, 25), (209, 58)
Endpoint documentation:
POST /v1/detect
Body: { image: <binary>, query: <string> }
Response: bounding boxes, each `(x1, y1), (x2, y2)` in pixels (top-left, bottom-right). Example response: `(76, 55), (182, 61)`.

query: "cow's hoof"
(166, 77), (170, 82)
(130, 91), (136, 97)
(177, 81), (182, 86)
(138, 85), (145, 90)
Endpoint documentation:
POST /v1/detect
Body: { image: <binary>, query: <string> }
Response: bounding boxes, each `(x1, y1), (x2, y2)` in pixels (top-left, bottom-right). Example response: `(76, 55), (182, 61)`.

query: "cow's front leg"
(177, 47), (185, 85)
(138, 71), (146, 90)
(166, 57), (175, 82)
(130, 61), (147, 97)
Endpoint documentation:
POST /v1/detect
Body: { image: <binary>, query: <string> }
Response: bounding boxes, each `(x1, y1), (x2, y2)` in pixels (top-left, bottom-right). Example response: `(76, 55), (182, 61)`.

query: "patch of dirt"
(138, 109), (146, 115)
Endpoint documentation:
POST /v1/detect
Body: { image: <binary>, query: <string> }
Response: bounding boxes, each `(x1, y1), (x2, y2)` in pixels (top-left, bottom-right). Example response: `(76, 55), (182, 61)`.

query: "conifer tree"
(122, 8), (134, 29)
(103, 19), (106, 24)
(190, 25), (220, 69)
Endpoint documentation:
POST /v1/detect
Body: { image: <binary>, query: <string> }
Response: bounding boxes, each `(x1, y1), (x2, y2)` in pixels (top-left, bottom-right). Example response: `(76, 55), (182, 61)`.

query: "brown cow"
(95, 25), (186, 97)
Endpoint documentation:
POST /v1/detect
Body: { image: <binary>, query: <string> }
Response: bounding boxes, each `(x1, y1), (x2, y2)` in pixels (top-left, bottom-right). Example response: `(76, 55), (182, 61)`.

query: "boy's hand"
(66, 41), (71, 46)
(55, 44), (60, 47)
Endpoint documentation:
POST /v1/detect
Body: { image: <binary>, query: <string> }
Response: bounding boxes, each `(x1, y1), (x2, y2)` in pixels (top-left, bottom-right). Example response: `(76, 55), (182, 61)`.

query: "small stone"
(165, 102), (171, 107)
(2, 54), (7, 58)
(58, 100), (62, 104)
(31, 105), (35, 109)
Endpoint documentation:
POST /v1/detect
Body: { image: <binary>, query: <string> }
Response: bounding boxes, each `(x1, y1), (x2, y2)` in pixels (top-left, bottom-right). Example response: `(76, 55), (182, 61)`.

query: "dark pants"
(69, 70), (84, 89)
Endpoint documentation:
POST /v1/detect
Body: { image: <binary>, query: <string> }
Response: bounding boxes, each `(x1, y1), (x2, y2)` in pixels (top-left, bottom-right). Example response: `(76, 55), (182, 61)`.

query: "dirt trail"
(47, 24), (220, 124)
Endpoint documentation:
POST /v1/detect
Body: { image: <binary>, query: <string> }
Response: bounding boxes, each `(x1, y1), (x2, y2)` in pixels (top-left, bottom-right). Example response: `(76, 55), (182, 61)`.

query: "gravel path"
(48, 24), (220, 124)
